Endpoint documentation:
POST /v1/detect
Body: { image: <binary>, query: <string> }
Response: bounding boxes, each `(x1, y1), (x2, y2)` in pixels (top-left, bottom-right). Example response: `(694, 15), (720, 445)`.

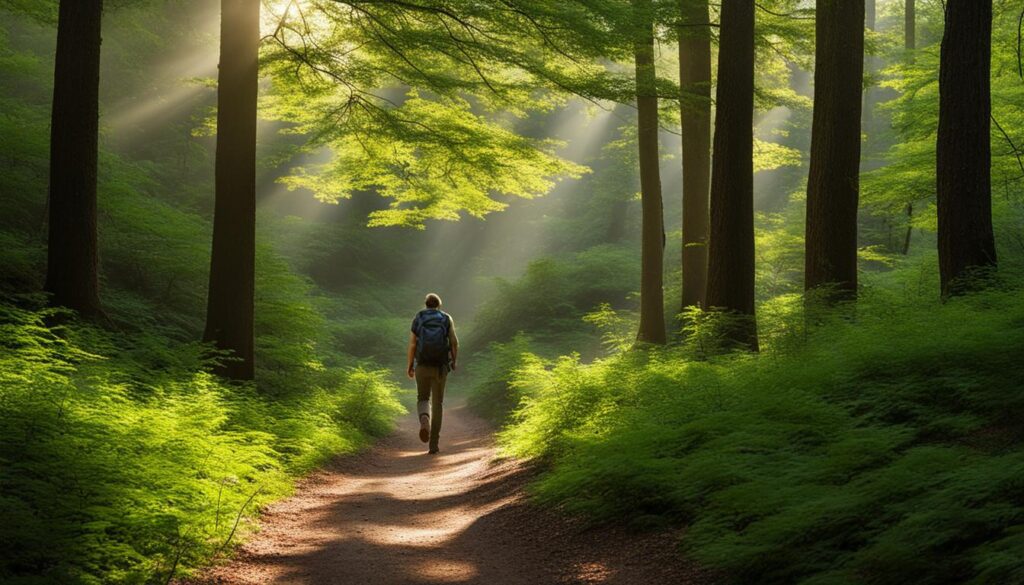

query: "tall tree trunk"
(705, 0), (757, 350)
(905, 0), (916, 53)
(607, 198), (629, 243)
(863, 0), (875, 127)
(804, 0), (864, 299)
(901, 204), (917, 255)
(866, 0), (875, 42)
(936, 0), (996, 297)
(204, 0), (260, 380)
(634, 0), (666, 345)
(901, 0), (916, 255)
(900, 207), (913, 254)
(679, 0), (711, 314)
(45, 0), (104, 318)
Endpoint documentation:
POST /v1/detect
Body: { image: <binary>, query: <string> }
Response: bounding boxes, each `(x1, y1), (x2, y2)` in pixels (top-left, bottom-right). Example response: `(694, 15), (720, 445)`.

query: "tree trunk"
(900, 203), (913, 254)
(679, 0), (711, 314)
(705, 0), (757, 350)
(936, 0), (996, 297)
(634, 0), (666, 345)
(607, 198), (629, 243)
(905, 0), (916, 53)
(863, 0), (875, 127)
(204, 0), (260, 380)
(866, 0), (875, 34)
(901, 0), (915, 254)
(45, 0), (104, 318)
(804, 0), (864, 299)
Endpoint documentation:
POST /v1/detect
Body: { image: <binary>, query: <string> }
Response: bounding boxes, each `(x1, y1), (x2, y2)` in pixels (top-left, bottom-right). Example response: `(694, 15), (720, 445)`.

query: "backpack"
(415, 310), (450, 366)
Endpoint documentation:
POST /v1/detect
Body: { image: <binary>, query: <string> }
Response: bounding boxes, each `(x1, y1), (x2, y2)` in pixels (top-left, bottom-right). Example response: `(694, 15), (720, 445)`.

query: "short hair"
(424, 293), (442, 308)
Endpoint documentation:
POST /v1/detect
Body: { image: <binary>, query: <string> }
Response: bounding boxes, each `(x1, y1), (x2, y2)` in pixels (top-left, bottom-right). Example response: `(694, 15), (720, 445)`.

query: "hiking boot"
(419, 414), (430, 443)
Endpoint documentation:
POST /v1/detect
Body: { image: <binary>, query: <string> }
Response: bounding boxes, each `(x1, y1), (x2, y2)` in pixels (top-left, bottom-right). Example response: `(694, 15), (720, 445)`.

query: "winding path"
(190, 401), (703, 585)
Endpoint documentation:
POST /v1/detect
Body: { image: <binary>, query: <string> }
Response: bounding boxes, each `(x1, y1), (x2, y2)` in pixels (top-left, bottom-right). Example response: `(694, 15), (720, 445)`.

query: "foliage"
(863, 1), (1024, 234)
(4, 1), (1024, 584)
(753, 138), (803, 173)
(495, 279), (1024, 584)
(0, 0), (56, 24)
(466, 245), (638, 352)
(0, 303), (403, 584)
(0, 15), (407, 582)
(466, 333), (538, 424)
(259, 0), (600, 228)
(271, 91), (587, 227)
(755, 204), (807, 299)
(258, 0), (814, 229)
(583, 303), (636, 353)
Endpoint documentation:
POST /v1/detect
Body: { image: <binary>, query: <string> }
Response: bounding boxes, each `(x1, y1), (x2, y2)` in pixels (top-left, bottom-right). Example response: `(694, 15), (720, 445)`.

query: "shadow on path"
(187, 402), (705, 585)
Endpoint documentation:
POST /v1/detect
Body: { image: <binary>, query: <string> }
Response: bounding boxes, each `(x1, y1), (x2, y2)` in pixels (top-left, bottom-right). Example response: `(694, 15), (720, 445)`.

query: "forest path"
(190, 400), (703, 585)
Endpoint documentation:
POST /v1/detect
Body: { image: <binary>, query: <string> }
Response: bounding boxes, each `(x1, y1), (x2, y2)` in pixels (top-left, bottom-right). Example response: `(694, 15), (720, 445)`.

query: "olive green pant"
(415, 365), (447, 449)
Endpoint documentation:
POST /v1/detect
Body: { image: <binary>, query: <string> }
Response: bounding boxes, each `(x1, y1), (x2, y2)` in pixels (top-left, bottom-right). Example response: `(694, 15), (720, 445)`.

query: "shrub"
(496, 284), (1024, 585)
(467, 245), (638, 351)
(466, 333), (538, 423)
(0, 304), (403, 584)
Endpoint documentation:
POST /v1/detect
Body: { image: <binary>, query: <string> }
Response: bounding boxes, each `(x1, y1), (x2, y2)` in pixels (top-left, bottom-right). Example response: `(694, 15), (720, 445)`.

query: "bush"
(0, 27), (410, 582)
(466, 333), (538, 423)
(496, 284), (1024, 585)
(0, 303), (404, 585)
(467, 245), (638, 352)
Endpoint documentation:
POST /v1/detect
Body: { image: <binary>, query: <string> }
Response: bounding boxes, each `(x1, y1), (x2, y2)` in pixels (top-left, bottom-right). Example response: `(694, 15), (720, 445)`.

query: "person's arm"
(406, 332), (417, 379)
(449, 318), (459, 371)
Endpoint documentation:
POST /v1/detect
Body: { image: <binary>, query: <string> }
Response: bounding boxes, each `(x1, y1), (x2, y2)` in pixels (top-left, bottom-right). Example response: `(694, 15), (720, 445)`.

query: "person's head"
(424, 293), (442, 309)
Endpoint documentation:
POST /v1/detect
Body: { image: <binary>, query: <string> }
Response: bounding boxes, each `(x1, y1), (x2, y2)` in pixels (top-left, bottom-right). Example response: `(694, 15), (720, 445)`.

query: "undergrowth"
(0, 21), (411, 583)
(484, 277), (1024, 584)
(0, 300), (404, 585)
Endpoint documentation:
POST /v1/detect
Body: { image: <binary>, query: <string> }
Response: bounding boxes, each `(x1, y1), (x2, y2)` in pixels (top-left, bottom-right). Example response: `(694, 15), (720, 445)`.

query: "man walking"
(407, 293), (458, 454)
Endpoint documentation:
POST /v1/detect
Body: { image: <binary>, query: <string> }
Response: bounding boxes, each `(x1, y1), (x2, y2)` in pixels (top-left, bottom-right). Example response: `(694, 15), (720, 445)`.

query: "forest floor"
(185, 400), (706, 585)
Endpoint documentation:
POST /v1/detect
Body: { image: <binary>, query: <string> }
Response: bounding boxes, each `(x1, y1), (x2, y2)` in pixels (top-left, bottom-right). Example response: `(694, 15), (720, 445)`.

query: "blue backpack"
(415, 310), (450, 366)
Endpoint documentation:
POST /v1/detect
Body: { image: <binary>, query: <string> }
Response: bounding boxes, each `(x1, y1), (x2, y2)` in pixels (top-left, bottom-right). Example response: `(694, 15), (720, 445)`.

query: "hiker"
(407, 293), (458, 454)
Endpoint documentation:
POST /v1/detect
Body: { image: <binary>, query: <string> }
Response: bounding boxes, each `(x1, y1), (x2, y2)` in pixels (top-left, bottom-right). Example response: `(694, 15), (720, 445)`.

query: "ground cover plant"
(0, 301), (403, 584)
(488, 269), (1024, 584)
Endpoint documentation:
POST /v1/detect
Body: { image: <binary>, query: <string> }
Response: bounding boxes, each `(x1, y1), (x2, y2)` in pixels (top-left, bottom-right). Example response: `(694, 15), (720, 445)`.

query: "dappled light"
(190, 405), (690, 584)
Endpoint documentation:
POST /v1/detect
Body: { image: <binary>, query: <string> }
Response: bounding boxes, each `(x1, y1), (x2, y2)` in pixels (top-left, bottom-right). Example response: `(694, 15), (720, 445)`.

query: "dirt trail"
(190, 400), (703, 585)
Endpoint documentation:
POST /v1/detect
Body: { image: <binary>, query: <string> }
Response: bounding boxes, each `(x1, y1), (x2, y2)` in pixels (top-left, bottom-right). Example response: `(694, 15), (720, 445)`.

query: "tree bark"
(900, 205), (913, 254)
(607, 198), (629, 243)
(937, 0), (996, 297)
(901, 0), (915, 255)
(45, 0), (104, 318)
(204, 0), (260, 380)
(804, 0), (864, 299)
(706, 0), (757, 350)
(679, 0), (711, 313)
(863, 0), (875, 126)
(905, 0), (916, 53)
(634, 0), (666, 345)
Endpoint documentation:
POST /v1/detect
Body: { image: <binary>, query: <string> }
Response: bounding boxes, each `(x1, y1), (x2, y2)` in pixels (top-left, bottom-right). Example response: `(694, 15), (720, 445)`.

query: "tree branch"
(991, 113), (1024, 178)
